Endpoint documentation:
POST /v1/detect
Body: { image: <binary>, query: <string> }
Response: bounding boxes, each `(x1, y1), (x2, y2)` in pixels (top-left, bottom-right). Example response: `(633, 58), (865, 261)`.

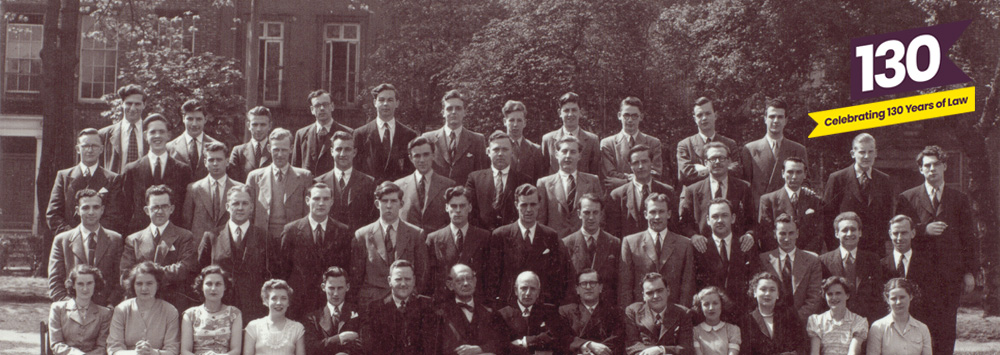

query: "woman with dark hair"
(867, 278), (932, 355)
(107, 261), (180, 355)
(180, 265), (242, 355)
(692, 286), (741, 355)
(807, 276), (868, 355)
(738, 272), (807, 355)
(243, 279), (305, 355)
(49, 264), (113, 355)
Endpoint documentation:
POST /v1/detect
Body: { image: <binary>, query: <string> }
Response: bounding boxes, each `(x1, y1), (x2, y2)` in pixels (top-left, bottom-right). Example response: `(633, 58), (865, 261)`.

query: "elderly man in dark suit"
(396, 136), (457, 233)
(757, 157), (825, 253)
(619, 193), (696, 308)
(693, 198), (758, 322)
(352, 83), (419, 182)
(758, 213), (823, 322)
(600, 97), (664, 188)
(422, 89), (489, 186)
(501, 100), (547, 182)
(294, 89), (353, 176)
(623, 272), (694, 355)
(818, 212), (884, 323)
(48, 189), (123, 306)
(362, 259), (439, 355)
(537, 135), (604, 237)
(437, 263), (502, 355)
(246, 128), (314, 238)
(676, 97), (740, 187)
(678, 142), (756, 256)
(466, 131), (532, 230)
(895, 145), (978, 355)
(166, 99), (220, 180)
(47, 128), (118, 235)
(98, 84), (147, 174)
(823, 133), (895, 257)
(495, 271), (573, 355)
(562, 193), (620, 304)
(559, 269), (623, 355)
(541, 92), (602, 176)
(227, 106), (273, 183)
(738, 98), (808, 206)
(314, 131), (377, 231)
(181, 142), (244, 241)
(426, 186), (491, 300)
(305, 266), (363, 355)
(607, 144), (678, 238)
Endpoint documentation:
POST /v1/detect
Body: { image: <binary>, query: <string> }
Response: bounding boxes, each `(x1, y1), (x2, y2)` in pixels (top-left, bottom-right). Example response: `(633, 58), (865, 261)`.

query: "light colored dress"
(866, 315), (932, 355)
(107, 298), (180, 355)
(807, 309), (869, 355)
(692, 321), (741, 355)
(245, 318), (305, 355)
(184, 305), (241, 355)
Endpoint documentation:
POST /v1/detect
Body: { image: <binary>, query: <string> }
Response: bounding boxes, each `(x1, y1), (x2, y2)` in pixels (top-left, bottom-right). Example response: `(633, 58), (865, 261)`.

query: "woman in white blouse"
(867, 278), (932, 355)
(808, 276), (868, 355)
(243, 279), (305, 355)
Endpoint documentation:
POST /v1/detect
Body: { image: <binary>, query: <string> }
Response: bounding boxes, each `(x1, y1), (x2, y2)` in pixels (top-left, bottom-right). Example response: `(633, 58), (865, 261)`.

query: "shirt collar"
(316, 121), (333, 133)
(147, 150), (168, 162)
(647, 228), (665, 241)
(517, 220), (536, 240)
(784, 185), (801, 198)
(583, 302), (598, 314)
(326, 302), (342, 317)
(780, 248), (797, 261)
(492, 166), (510, 176)
(699, 132), (716, 143)
(632, 179), (651, 191)
(392, 294), (409, 309)
(379, 218), (400, 234)
(713, 233), (732, 245)
(228, 220), (249, 236)
(765, 135), (783, 150)
(376, 117), (396, 128)
(840, 246), (857, 261)
(699, 322), (727, 332)
(709, 175), (728, 187)
(78, 162), (100, 175)
(557, 170), (578, 180)
(79, 225), (98, 238)
(415, 169), (433, 182)
(449, 223), (469, 239)
(517, 301), (533, 314)
(149, 222), (169, 236)
(444, 126), (463, 138)
(924, 181), (943, 199)
(334, 167), (353, 181)
(854, 164), (872, 179)
(212, 175), (228, 187)
(893, 249), (912, 264)
(251, 138), (265, 149)
(562, 126), (580, 137)
(184, 132), (204, 144)
(309, 215), (329, 231)
(272, 164), (290, 176)
(456, 297), (474, 308)
(581, 228), (601, 239)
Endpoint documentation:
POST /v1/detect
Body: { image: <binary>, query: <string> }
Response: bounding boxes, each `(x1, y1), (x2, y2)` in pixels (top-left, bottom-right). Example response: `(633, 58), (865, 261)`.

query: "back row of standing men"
(46, 83), (976, 354)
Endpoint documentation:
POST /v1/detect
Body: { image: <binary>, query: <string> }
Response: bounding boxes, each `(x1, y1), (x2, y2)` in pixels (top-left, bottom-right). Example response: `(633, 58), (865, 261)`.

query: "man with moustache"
(305, 266), (363, 354)
(426, 187), (491, 300)
(600, 97), (664, 188)
(562, 194), (621, 303)
(166, 99), (220, 180)
(228, 106), (273, 183)
(99, 84), (147, 173)
(620, 193), (696, 308)
(246, 128), (314, 238)
(353, 83), (419, 182)
(182, 142), (244, 240)
(314, 131), (377, 231)
(693, 199), (758, 322)
(818, 212), (884, 322)
(541, 92), (602, 175)
(495, 271), (572, 355)
(738, 98), (808, 206)
(396, 136), (457, 233)
(294, 89), (353, 176)
(537, 135), (603, 237)
(559, 269), (623, 355)
(607, 144), (679, 238)
(757, 157), (824, 253)
(623, 272), (694, 355)
(758, 213), (823, 322)
(362, 259), (439, 355)
(676, 97), (740, 186)
(501, 100), (547, 181)
(465, 131), (533, 230)
(47, 128), (119, 235)
(48, 189), (124, 306)
(437, 263), (502, 355)
(422, 90), (489, 185)
(823, 133), (895, 257)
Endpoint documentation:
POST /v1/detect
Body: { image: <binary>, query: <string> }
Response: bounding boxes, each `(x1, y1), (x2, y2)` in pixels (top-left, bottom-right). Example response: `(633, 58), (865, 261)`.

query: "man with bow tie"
(559, 269), (623, 355)
(305, 266), (363, 354)
(182, 142), (244, 241)
(47, 128), (119, 236)
(49, 189), (124, 306)
(437, 263), (502, 355)
(496, 271), (572, 354)
(624, 272), (694, 355)
(426, 187), (491, 301)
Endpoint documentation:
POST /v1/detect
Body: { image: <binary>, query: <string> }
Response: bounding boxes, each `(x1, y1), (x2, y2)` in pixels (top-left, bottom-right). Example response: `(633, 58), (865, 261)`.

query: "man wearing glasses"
(678, 142), (756, 254)
(294, 89), (354, 176)
(47, 128), (119, 235)
(558, 269), (623, 355)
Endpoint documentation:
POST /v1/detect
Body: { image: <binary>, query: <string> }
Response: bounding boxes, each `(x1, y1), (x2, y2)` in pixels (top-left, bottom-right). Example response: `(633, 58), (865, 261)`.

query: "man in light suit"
(818, 212), (884, 323)
(623, 272), (694, 355)
(47, 128), (119, 235)
(738, 98), (808, 206)
(537, 135), (603, 237)
(246, 128), (314, 238)
(305, 266), (363, 355)
(559, 269), (623, 355)
(465, 131), (533, 230)
(562, 194), (620, 304)
(758, 213), (823, 322)
(600, 97), (663, 188)
(362, 259), (439, 355)
(98, 84), (146, 173)
(693, 198), (758, 322)
(314, 131), (377, 231)
(495, 271), (573, 355)
(757, 157), (825, 253)
(48, 189), (124, 306)
(351, 182), (429, 305)
(437, 263), (502, 355)
(502, 100), (547, 182)
(422, 89), (489, 185)
(607, 144), (678, 238)
(676, 97), (740, 187)
(294, 89), (353, 176)
(353, 83), (419, 182)
(396, 136), (457, 233)
(166, 99), (220, 180)
(426, 186), (491, 300)
(114, 114), (193, 235)
(228, 106), (273, 183)
(823, 133), (895, 257)
(678, 142), (755, 255)
(619, 193), (696, 308)
(120, 185), (198, 312)
(182, 142), (244, 240)
(541, 92), (602, 176)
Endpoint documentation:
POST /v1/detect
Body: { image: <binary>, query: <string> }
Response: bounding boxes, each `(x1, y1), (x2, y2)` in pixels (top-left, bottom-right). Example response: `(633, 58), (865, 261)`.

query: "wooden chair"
(39, 321), (52, 355)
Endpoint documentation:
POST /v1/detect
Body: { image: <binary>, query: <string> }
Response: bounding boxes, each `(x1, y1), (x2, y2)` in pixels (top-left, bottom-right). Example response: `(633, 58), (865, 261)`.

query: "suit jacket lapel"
(216, 227), (234, 262)
(569, 234), (588, 269)
(306, 125), (318, 162)
(659, 306), (679, 341)
(639, 304), (657, 335)
(916, 188), (936, 216)
(456, 129), (473, 161)
(792, 253), (806, 291)
(626, 184), (640, 222)
(552, 176), (569, 210)
(425, 176), (446, 213)
(155, 224), (180, 263)
(69, 230), (87, 264)
(659, 235), (676, 270)
(196, 179), (215, 220)
(435, 130), (451, 165)
(94, 228), (111, 264)
(67, 300), (86, 325)
(593, 233), (612, 270)
(752, 310), (771, 338)
(642, 232), (658, 264)
(846, 165), (864, 204)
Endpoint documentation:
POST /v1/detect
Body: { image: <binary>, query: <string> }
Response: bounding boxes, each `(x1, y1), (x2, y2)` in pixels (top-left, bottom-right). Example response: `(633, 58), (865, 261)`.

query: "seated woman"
(867, 278), (932, 355)
(738, 272), (807, 355)
(49, 264), (114, 355)
(808, 276), (868, 355)
(107, 261), (180, 355)
(181, 265), (243, 355)
(692, 286), (741, 355)
(244, 279), (305, 355)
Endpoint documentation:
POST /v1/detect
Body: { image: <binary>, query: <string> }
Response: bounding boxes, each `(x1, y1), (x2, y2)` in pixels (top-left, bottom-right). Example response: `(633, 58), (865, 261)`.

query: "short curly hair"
(260, 279), (294, 304)
(747, 272), (782, 300)
(65, 264), (105, 299)
(192, 265), (233, 301)
(125, 261), (165, 298)
(822, 276), (853, 296)
(691, 286), (730, 315)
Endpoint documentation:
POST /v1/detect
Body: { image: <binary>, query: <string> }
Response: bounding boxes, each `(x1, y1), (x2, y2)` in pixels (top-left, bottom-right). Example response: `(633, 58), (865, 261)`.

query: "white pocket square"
(543, 248), (550, 255)
(169, 245), (176, 251)
(466, 152), (473, 158)
(351, 311), (359, 319)
(98, 187), (109, 194)
(805, 208), (815, 215)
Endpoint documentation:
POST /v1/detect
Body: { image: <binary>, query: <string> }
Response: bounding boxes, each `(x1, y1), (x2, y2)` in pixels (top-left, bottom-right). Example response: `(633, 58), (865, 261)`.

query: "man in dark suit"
(197, 185), (273, 324)
(279, 183), (352, 320)
(495, 271), (572, 355)
(623, 272), (694, 355)
(466, 131), (532, 230)
(246, 128), (314, 238)
(48, 189), (124, 306)
(487, 184), (573, 306)
(823, 133), (895, 257)
(305, 266), (363, 355)
(693, 198), (758, 322)
(758, 213), (823, 322)
(47, 128), (118, 235)
(620, 193), (696, 308)
(562, 194), (621, 304)
(607, 144), (679, 238)
(541, 92), (602, 176)
(882, 215), (938, 325)
(757, 157), (825, 253)
(818, 212), (884, 323)
(362, 259), (439, 355)
(676, 97), (740, 186)
(227, 106), (273, 183)
(559, 269), (623, 355)
(537, 135), (604, 237)
(166, 99), (220, 180)
(738, 98), (808, 206)
(115, 114), (193, 235)
(99, 84), (147, 173)
(353, 83), (419, 182)
(437, 263), (502, 355)
(294, 89), (353, 176)
(502, 100), (547, 182)
(423, 90), (489, 185)
(182, 142), (244, 241)
(396, 136), (457, 232)
(314, 131), (377, 231)
(119, 185), (198, 312)
(895, 146), (977, 355)
(678, 142), (756, 256)
(600, 97), (664, 188)
(426, 187), (491, 300)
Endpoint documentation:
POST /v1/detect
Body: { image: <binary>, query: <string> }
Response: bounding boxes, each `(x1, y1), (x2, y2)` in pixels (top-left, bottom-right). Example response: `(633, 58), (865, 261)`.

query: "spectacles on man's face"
(706, 156), (729, 163)
(78, 144), (102, 151)
(147, 204), (172, 212)
(577, 281), (600, 289)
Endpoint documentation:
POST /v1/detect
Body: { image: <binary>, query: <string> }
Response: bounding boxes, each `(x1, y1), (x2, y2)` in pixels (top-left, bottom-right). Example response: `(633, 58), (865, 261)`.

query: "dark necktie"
(331, 307), (340, 327)
(654, 314), (662, 326)
(654, 232), (662, 260)
(188, 138), (199, 167)
(381, 123), (392, 163)
(152, 228), (161, 246)
(521, 307), (530, 318)
(318, 127), (329, 157)
(418, 176), (427, 209)
(212, 181), (222, 217)
(859, 172), (870, 191)
(931, 188), (940, 211)
(153, 157), (162, 183)
(782, 256), (794, 296)
(790, 191), (799, 207)
(255, 142), (265, 168)
(457, 301), (473, 312)
(276, 169), (284, 183)
(523, 229), (531, 245)
(82, 167), (91, 179)
(338, 175), (347, 190)
(844, 254), (857, 285)
(714, 184), (723, 199)
(456, 229), (465, 249)
(566, 174), (577, 211)
(87, 233), (97, 265)
(771, 141), (780, 159)
(640, 184), (650, 209)
(705, 136), (713, 143)
(628, 135), (635, 149)
(385, 225), (395, 259)
(313, 224), (324, 245)
(398, 299), (408, 313)
(449, 131), (457, 161)
(897, 255), (906, 277)
(586, 236), (596, 262)
(127, 124), (139, 164)
(719, 239), (729, 265)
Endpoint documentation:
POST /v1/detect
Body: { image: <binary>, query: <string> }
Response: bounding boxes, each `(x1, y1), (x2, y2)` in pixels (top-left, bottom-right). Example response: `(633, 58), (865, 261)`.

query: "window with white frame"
(258, 22), (283, 105)
(4, 14), (44, 94)
(322, 23), (360, 104)
(79, 15), (118, 101)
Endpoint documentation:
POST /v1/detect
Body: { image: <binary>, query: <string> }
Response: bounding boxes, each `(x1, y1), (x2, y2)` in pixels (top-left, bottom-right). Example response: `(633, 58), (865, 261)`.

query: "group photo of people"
(41, 82), (976, 355)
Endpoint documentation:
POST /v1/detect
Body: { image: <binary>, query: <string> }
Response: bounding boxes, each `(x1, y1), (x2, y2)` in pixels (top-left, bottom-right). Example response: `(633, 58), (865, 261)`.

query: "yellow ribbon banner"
(808, 86), (975, 138)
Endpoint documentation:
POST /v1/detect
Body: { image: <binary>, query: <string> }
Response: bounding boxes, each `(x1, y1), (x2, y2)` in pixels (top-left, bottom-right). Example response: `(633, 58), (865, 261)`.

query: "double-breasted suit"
(607, 180), (679, 238)
(181, 176), (243, 241)
(758, 249), (823, 321)
(227, 140), (271, 183)
(245, 165), (313, 235)
(165, 134), (220, 180)
(350, 220), (429, 305)
(757, 187), (825, 253)
(619, 230), (696, 308)
(488, 222), (573, 306)
(314, 169), (378, 231)
(46, 165), (118, 235)
(678, 176), (754, 239)
(465, 168), (532, 230)
(120, 223), (198, 310)
(819, 249), (885, 322)
(48, 227), (124, 306)
(423, 127), (489, 186)
(676, 133), (740, 186)
(559, 302), (624, 354)
(495, 303), (573, 355)
(562, 231), (621, 303)
(738, 137), (808, 205)
(98, 121), (147, 174)
(624, 302), (694, 355)
(600, 131), (664, 185)
(823, 165), (895, 256)
(396, 172), (456, 233)
(437, 300), (502, 355)
(279, 217), (352, 320)
(541, 128), (602, 176)
(693, 236), (758, 322)
(304, 302), (364, 355)
(197, 225), (274, 323)
(115, 155), (193, 235)
(293, 122), (353, 176)
(537, 172), (603, 237)
(425, 225), (491, 300)
(362, 294), (439, 355)
(352, 119), (419, 183)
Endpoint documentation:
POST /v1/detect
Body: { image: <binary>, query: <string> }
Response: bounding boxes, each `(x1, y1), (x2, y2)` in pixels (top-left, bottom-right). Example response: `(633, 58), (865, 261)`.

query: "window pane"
(343, 25), (357, 40)
(5, 23), (43, 92)
(326, 24), (340, 39)
(79, 16), (117, 99)
(267, 23), (281, 37)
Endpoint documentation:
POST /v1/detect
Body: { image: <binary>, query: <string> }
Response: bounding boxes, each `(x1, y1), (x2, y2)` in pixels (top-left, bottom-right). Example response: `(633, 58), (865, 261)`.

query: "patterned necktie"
(859, 172), (870, 191)
(318, 127), (330, 157)
(127, 124), (139, 164)
(449, 131), (458, 161)
(152, 227), (161, 245)
(87, 233), (97, 265)
(566, 174), (577, 211)
(897, 255), (906, 277)
(188, 138), (199, 167)
(521, 307), (530, 318)
(523, 229), (531, 244)
(654, 314), (662, 326)
(233, 227), (243, 245)
(494, 172), (505, 208)
(771, 140), (780, 159)
(790, 191), (799, 207)
(640, 184), (650, 210)
(844, 254), (857, 285)
(628, 135), (635, 149)
(313, 224), (324, 245)
(331, 306), (341, 327)
(705, 136), (713, 144)
(255, 142), (265, 168)
(83, 167), (91, 179)
(418, 176), (427, 209)
(212, 181), (222, 217)
(338, 175), (347, 190)
(456, 229), (465, 249)
(276, 169), (284, 183)
(385, 225), (395, 259)
(153, 157), (162, 183)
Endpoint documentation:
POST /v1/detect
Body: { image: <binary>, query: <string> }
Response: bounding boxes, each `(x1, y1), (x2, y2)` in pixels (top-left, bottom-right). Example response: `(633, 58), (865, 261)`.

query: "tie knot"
(457, 302), (473, 311)
(522, 308), (530, 317)
(654, 314), (662, 325)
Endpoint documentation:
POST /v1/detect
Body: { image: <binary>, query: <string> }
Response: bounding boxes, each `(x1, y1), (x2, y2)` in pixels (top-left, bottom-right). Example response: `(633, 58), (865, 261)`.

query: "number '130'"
(855, 35), (941, 92)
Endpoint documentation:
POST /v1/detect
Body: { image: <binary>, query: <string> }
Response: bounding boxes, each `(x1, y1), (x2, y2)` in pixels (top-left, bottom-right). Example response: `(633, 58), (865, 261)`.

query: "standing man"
(607, 144), (678, 238)
(47, 128), (118, 235)
(678, 142), (755, 254)
(99, 84), (146, 173)
(600, 97), (664, 188)
(353, 83), (419, 182)
(881, 215), (939, 327)
(619, 193), (696, 308)
(562, 194), (621, 303)
(305, 266), (363, 355)
(502, 100), (547, 182)
(758, 213), (823, 322)
(422, 89), (488, 185)
(495, 271), (572, 355)
(426, 187), (491, 300)
(362, 259), (439, 355)
(623, 273), (694, 355)
(437, 263), (502, 355)
(818, 212), (884, 323)
(757, 157), (825, 253)
(314, 131), (377, 231)
(676, 97), (740, 186)
(396, 136), (457, 233)
(693, 199), (758, 322)
(166, 99), (220, 180)
(48, 189), (124, 306)
(739, 98), (808, 206)
(823, 133), (895, 257)
(182, 142), (244, 240)
(558, 269), (623, 355)
(541, 92), (601, 175)
(465, 131), (532, 230)
(895, 145), (977, 355)
(537, 135), (603, 237)
(294, 89), (353, 176)
(246, 128), (314, 238)
(228, 106), (273, 183)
